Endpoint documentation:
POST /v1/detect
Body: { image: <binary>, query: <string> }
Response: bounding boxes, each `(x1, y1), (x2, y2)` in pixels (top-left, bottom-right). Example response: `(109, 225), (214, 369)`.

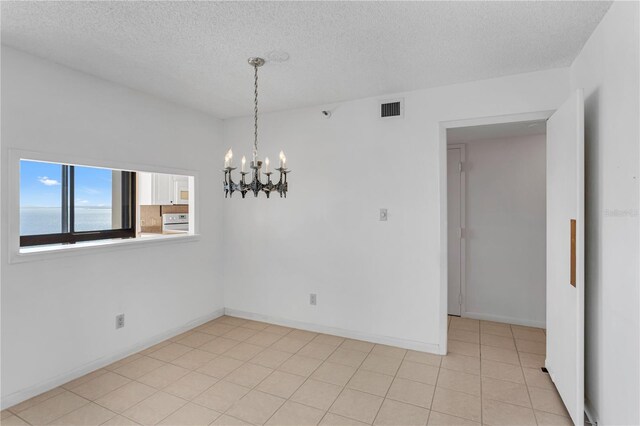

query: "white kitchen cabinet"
(153, 173), (175, 205)
(137, 172), (153, 205)
(137, 172), (189, 205)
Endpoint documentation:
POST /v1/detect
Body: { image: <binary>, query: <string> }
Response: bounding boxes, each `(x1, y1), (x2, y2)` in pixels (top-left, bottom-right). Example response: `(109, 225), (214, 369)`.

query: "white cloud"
(38, 176), (61, 186)
(79, 186), (100, 195)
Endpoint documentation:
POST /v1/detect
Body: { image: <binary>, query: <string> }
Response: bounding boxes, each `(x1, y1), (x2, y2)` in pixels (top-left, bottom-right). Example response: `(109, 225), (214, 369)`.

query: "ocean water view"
(20, 159), (116, 235)
(20, 207), (113, 235)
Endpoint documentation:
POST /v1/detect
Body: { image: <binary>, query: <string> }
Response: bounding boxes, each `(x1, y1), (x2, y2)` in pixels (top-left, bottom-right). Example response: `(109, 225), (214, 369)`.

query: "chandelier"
(223, 57), (289, 198)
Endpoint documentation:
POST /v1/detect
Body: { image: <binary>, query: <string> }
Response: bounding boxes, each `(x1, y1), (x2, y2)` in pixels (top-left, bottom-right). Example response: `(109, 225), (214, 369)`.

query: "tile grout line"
(199, 325), (296, 421)
(443, 316), (483, 424)
(442, 318), (558, 425)
(230, 329), (356, 424)
(10, 316), (558, 426)
(9, 322), (242, 425)
(484, 322), (568, 422)
(309, 341), (374, 422)
(97, 408), (128, 426)
(425, 351), (443, 426)
(101, 320), (248, 425)
(226, 327), (375, 424)
(174, 326), (312, 419)
(259, 333), (345, 426)
(513, 323), (540, 425)
(199, 319), (530, 424)
(320, 343), (376, 425)
(370, 348), (408, 425)
(64, 366), (163, 425)
(149, 393), (192, 425)
(9, 410), (35, 426)
(185, 320), (263, 421)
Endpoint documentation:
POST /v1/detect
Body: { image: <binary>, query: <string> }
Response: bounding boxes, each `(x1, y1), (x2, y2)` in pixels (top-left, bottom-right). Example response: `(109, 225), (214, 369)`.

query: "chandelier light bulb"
(224, 148), (234, 168)
(279, 150), (287, 168)
(241, 156), (246, 172)
(265, 157), (270, 173)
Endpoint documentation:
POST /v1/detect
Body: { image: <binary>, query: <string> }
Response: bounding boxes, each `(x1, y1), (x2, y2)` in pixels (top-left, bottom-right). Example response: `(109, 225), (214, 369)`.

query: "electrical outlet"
(116, 314), (125, 329)
(310, 294), (317, 306)
(379, 208), (388, 221)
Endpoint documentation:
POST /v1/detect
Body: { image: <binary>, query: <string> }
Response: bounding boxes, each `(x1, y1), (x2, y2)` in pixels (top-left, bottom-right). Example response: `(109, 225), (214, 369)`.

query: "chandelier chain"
(253, 63), (259, 162)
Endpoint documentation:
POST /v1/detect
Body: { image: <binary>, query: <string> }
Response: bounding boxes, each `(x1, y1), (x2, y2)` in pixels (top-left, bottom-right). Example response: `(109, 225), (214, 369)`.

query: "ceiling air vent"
(380, 99), (403, 119)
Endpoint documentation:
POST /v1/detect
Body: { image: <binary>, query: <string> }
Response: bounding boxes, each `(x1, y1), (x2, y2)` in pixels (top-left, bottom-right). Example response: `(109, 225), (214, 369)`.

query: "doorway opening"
(446, 119), (547, 326)
(439, 93), (585, 425)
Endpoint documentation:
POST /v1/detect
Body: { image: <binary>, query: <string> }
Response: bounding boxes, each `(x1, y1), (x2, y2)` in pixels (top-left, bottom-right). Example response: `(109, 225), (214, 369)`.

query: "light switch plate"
(380, 208), (388, 221)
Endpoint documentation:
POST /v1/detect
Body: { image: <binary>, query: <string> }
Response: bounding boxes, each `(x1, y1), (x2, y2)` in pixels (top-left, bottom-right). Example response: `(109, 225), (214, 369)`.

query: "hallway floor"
(2, 316), (570, 425)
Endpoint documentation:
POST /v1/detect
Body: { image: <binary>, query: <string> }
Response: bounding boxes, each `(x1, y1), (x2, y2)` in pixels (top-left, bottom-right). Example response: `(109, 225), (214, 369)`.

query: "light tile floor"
(2, 316), (572, 425)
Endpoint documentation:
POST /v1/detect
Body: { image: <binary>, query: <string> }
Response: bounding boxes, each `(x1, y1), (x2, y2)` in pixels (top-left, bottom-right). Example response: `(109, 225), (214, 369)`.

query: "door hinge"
(458, 293), (463, 305)
(459, 161), (463, 173)
(459, 227), (465, 239)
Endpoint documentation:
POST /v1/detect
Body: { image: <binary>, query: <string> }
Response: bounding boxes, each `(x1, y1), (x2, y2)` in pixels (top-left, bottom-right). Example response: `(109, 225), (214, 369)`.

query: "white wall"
(0, 47), (225, 407)
(569, 2), (640, 424)
(222, 68), (570, 352)
(455, 135), (546, 327)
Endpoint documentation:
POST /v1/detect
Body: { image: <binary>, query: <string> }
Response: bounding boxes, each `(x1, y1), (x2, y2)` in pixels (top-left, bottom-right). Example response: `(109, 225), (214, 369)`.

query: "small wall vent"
(380, 99), (403, 118)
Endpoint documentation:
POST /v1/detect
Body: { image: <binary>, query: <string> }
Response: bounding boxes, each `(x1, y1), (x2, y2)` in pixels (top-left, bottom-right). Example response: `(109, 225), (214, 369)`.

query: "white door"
(448, 146), (463, 316)
(546, 89), (584, 425)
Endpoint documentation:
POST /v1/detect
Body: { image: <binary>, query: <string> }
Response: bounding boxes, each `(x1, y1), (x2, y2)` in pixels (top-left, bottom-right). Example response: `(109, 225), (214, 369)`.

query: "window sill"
(11, 233), (200, 264)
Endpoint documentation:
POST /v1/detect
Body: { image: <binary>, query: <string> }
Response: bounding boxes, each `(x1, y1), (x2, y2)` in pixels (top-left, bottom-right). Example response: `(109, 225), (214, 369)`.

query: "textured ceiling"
(448, 120), (546, 143)
(1, 1), (611, 118)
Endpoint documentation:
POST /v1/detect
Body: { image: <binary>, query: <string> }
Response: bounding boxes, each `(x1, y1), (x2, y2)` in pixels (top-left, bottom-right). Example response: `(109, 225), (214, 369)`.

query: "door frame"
(447, 143), (467, 317)
(438, 110), (554, 353)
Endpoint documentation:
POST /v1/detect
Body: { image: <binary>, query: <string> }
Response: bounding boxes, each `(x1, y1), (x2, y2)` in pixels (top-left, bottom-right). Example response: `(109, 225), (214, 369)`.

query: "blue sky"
(20, 160), (113, 207)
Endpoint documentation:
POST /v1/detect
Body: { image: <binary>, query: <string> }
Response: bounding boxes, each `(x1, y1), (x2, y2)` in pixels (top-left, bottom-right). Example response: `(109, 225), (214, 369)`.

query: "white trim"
(7, 148), (200, 263)
(224, 308), (443, 355)
(9, 148), (199, 176)
(463, 311), (546, 329)
(0, 308), (224, 410)
(446, 144), (467, 317)
(439, 110), (554, 353)
(12, 234), (201, 264)
(441, 110), (554, 131)
(438, 124), (449, 355)
(584, 398), (599, 426)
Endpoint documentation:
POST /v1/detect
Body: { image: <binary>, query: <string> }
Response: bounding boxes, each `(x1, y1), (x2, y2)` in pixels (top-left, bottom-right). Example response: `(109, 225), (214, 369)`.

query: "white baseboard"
(1, 308), (224, 410)
(224, 308), (443, 354)
(462, 311), (546, 329)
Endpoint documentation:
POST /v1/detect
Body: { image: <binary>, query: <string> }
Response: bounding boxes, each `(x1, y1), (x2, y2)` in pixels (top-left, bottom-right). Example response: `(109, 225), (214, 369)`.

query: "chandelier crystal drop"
(223, 57), (289, 198)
